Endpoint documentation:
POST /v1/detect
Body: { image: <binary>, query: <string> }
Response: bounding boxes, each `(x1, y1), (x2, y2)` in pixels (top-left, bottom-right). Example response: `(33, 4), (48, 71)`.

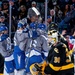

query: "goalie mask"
(48, 30), (59, 44)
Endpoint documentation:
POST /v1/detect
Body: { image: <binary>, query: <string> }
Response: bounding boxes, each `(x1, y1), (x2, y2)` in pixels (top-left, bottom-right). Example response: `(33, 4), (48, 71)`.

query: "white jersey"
(0, 37), (12, 57)
(14, 30), (28, 52)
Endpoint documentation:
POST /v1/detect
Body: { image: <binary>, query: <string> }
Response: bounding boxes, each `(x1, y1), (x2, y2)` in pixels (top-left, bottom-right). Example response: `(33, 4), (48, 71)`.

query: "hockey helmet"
(17, 22), (24, 28)
(48, 22), (58, 31)
(0, 25), (8, 32)
(30, 22), (37, 29)
(0, 25), (8, 39)
(37, 23), (46, 30)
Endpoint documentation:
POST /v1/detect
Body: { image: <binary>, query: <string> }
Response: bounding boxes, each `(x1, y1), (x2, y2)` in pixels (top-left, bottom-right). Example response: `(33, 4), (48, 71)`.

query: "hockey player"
(25, 22), (49, 75)
(13, 22), (28, 75)
(0, 25), (14, 75)
(37, 23), (48, 59)
(30, 29), (74, 75)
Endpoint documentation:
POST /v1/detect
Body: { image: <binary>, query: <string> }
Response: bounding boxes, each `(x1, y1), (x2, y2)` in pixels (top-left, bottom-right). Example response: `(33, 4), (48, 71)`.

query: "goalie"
(30, 30), (74, 75)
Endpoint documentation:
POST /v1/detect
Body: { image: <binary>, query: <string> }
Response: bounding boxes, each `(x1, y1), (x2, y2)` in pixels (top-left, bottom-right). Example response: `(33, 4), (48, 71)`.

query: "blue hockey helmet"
(37, 23), (46, 30)
(0, 25), (8, 32)
(17, 23), (23, 28)
(30, 22), (37, 29)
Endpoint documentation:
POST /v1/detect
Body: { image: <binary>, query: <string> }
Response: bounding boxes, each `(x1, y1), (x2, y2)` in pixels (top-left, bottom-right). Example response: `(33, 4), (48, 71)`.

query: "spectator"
(48, 0), (54, 9)
(15, 0), (25, 9)
(61, 28), (67, 36)
(2, 1), (9, 10)
(31, 1), (39, 11)
(56, 10), (63, 23)
(18, 5), (27, 20)
(47, 16), (52, 26)
(40, 2), (50, 19)
(0, 15), (9, 28)
(27, 1), (40, 19)
(64, 34), (74, 50)
(9, 0), (18, 18)
(2, 1), (9, 18)
(25, 0), (31, 12)
(69, 28), (75, 46)
(31, 1), (37, 7)
(64, 4), (70, 16)
(65, 0), (72, 4)
(71, 0), (75, 10)
(57, 0), (66, 11)
(70, 4), (75, 11)
(58, 23), (70, 33)
(72, 0), (75, 4)
(9, 0), (18, 32)
(49, 9), (57, 22)
(53, 6), (64, 23)
(36, 0), (44, 12)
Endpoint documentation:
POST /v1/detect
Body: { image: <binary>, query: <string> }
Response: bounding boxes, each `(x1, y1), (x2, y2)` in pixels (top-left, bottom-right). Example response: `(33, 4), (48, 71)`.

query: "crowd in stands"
(0, 0), (75, 44)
